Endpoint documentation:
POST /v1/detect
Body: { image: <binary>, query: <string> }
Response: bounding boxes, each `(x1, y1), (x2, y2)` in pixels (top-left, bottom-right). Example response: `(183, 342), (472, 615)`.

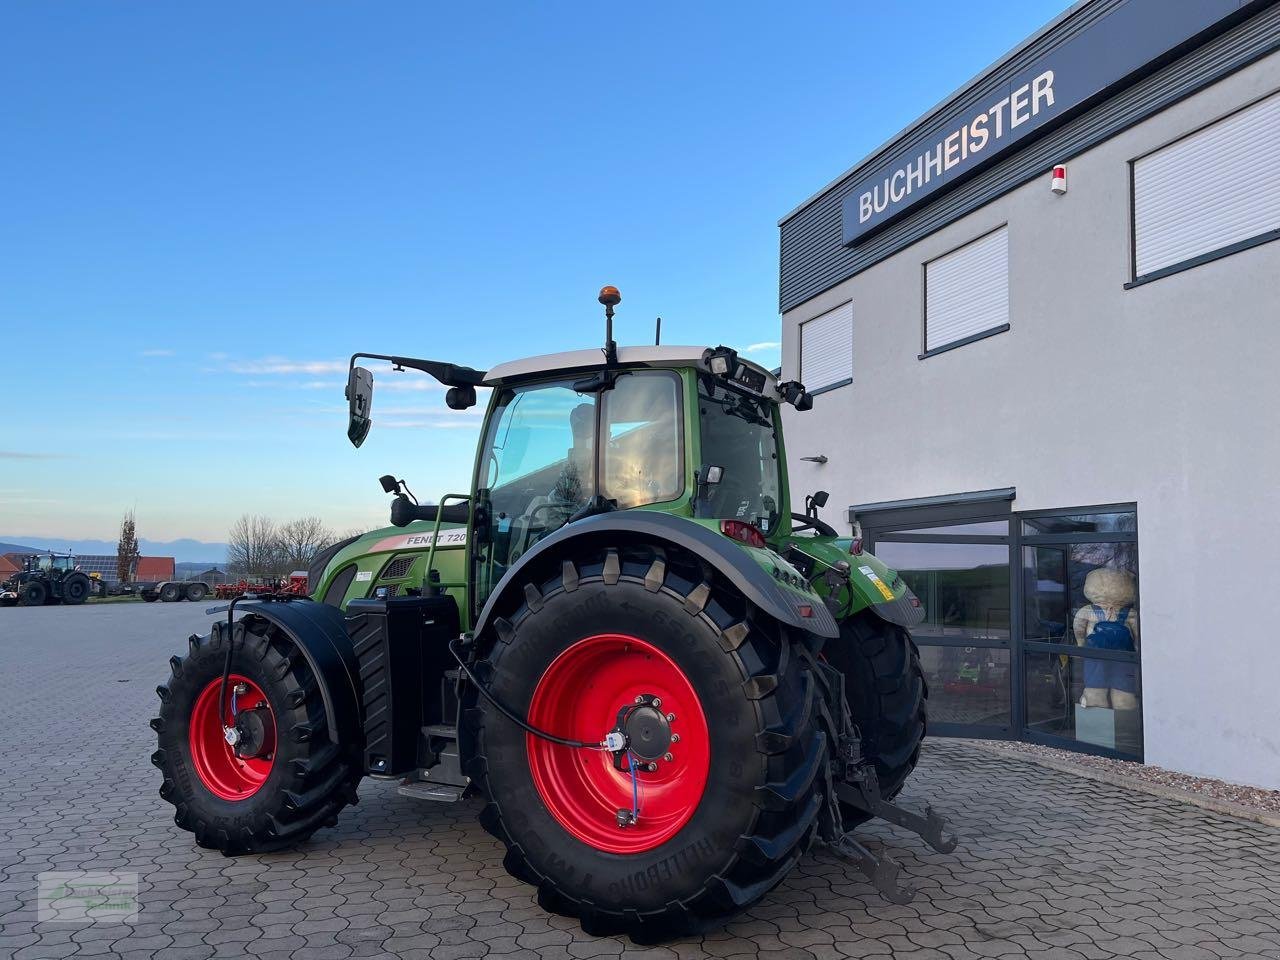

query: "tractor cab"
(465, 344), (800, 613)
(36, 553), (76, 574)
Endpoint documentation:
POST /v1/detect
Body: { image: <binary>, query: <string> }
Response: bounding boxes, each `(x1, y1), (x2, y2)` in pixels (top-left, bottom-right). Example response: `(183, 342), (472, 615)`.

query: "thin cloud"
(744, 342), (781, 354)
(140, 348), (175, 357)
(0, 451), (71, 460)
(227, 358), (347, 375)
(298, 377), (448, 393)
(380, 419), (483, 430)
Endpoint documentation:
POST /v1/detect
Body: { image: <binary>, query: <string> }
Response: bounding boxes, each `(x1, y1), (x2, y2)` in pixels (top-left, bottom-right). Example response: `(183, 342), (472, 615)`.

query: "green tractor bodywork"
(311, 361), (918, 636)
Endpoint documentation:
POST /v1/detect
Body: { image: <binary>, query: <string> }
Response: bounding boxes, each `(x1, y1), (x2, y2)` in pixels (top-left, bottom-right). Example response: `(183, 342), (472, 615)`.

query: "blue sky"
(2, 1), (1066, 544)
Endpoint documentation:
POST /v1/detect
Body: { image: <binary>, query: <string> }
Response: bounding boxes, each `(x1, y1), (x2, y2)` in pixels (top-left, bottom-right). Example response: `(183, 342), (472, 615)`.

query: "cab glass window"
(480, 382), (595, 567)
(601, 372), (683, 508)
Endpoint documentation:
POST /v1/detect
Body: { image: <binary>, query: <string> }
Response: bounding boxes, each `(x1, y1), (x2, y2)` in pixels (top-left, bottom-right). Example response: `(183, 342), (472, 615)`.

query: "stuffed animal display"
(1072, 567), (1139, 710)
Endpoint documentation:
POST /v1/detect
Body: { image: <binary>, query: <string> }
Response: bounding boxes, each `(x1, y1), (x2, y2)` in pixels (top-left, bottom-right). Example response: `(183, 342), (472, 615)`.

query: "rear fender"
(471, 511), (840, 643)
(234, 599), (364, 750)
(778, 535), (925, 629)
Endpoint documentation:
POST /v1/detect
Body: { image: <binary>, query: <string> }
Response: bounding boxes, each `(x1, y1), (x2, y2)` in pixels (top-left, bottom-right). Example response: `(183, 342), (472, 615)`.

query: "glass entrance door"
(862, 501), (1142, 760)
(869, 520), (1013, 737)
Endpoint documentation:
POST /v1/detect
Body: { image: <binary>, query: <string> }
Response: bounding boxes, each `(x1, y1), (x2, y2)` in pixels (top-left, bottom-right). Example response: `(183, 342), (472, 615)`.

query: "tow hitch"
(825, 734), (959, 904)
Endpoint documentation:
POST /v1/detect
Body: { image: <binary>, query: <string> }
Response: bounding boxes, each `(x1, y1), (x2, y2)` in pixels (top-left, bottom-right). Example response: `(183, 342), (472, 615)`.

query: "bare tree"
(278, 517), (336, 572)
(226, 515), (283, 579)
(116, 511), (141, 584)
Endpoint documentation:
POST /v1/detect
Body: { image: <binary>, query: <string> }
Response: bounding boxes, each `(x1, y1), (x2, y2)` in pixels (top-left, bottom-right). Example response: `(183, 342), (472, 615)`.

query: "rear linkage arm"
(835, 737), (958, 856)
(813, 665), (958, 904)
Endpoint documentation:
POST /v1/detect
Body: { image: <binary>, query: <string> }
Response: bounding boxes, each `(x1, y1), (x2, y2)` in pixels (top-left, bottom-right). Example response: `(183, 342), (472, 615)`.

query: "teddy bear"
(1072, 567), (1139, 710)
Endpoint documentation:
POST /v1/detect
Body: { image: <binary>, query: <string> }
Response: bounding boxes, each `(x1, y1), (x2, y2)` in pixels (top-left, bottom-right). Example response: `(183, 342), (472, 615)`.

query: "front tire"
(469, 544), (825, 942)
(19, 581), (47, 607)
(151, 616), (360, 854)
(185, 582), (208, 602)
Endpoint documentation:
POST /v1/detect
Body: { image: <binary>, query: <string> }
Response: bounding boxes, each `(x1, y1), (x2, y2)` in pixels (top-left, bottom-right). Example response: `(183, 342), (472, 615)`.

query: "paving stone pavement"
(1, 603), (1278, 959)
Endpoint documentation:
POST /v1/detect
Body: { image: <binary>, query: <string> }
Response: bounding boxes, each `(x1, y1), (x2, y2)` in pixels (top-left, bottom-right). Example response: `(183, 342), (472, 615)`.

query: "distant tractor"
(1, 552), (93, 607)
(152, 288), (953, 940)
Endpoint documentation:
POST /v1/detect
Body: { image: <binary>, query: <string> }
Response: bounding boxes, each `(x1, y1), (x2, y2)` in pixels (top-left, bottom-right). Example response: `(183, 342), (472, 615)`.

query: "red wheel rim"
(188, 674), (276, 801)
(526, 634), (711, 854)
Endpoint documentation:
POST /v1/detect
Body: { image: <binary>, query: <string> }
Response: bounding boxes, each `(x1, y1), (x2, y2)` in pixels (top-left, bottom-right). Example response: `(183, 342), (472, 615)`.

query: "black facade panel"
(779, 1), (1280, 313)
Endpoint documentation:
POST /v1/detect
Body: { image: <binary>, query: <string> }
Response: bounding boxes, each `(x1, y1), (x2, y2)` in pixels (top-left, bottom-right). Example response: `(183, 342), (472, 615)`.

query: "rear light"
(849, 537), (863, 555)
(720, 519), (766, 549)
(797, 604), (814, 618)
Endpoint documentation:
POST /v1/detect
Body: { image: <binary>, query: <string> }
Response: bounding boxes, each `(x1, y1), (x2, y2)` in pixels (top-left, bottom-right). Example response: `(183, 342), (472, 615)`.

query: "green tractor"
(1, 552), (93, 607)
(152, 287), (953, 940)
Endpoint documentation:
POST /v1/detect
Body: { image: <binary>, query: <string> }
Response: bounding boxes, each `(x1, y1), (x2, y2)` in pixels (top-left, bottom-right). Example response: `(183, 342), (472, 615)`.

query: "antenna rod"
(654, 316), (662, 346)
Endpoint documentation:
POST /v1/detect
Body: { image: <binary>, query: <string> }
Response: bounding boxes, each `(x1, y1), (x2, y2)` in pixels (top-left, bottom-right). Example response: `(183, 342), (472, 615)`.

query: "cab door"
(471, 380), (597, 619)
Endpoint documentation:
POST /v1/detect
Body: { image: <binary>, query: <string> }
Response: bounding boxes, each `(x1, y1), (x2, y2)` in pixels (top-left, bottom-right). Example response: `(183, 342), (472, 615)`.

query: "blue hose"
(627, 752), (640, 824)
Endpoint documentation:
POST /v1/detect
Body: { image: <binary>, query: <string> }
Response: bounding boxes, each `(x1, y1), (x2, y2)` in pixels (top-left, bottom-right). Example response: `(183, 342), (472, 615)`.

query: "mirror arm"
(349, 353), (487, 389)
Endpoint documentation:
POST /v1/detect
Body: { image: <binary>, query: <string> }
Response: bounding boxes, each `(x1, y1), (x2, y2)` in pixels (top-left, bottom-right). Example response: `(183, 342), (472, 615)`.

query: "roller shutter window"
(924, 226), (1009, 354)
(1133, 91), (1280, 280)
(799, 301), (853, 392)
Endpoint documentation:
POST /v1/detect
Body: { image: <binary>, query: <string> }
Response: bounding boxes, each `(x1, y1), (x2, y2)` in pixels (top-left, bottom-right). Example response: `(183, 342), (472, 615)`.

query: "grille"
(382, 555), (415, 580)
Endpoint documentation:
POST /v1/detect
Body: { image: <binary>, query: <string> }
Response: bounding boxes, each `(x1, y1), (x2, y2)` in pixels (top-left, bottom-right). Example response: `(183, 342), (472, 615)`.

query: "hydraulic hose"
(447, 637), (604, 750)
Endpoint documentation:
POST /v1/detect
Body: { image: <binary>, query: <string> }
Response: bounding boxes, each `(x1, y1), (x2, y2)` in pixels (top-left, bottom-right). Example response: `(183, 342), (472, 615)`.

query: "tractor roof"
(484, 345), (780, 397)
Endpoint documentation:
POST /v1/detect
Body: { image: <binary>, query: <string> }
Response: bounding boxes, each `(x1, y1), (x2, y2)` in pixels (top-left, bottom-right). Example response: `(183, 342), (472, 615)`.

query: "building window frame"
(1126, 86), (1280, 289)
(797, 298), (854, 395)
(919, 223), (1011, 360)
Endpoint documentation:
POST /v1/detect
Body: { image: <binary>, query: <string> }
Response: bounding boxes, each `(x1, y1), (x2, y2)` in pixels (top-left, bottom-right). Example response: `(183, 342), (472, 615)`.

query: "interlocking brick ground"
(1, 603), (1278, 959)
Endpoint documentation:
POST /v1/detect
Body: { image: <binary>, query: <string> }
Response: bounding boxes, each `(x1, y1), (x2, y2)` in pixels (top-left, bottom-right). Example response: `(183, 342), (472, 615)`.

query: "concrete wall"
(780, 51), (1280, 789)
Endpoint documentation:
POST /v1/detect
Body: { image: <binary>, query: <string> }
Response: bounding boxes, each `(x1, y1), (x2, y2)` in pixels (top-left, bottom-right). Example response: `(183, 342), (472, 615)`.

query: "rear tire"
(19, 580), (47, 607)
(62, 572), (90, 605)
(185, 582), (208, 602)
(151, 615), (360, 854)
(159, 582), (181, 602)
(824, 610), (926, 824)
(469, 544), (825, 942)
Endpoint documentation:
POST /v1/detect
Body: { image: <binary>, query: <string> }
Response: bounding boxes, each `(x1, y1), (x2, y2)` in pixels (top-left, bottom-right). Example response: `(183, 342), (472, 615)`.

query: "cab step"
(397, 781), (466, 803)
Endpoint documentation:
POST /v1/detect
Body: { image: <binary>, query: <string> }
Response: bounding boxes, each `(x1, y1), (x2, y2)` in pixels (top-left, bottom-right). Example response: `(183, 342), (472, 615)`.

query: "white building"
(779, 0), (1280, 788)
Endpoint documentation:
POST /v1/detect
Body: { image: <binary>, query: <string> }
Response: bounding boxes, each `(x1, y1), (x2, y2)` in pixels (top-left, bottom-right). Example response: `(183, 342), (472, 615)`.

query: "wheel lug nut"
(666, 713), (676, 722)
(635, 695), (645, 704)
(652, 698), (661, 708)
(663, 753), (674, 762)
(670, 734), (680, 743)
(646, 762), (658, 772)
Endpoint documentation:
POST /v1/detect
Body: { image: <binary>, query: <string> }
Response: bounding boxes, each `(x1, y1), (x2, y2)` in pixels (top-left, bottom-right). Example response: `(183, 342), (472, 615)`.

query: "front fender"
(235, 599), (364, 750)
(472, 511), (839, 640)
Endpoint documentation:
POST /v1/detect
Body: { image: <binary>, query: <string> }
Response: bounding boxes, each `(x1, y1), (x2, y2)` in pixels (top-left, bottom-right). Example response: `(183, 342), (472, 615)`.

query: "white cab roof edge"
(483, 345), (781, 398)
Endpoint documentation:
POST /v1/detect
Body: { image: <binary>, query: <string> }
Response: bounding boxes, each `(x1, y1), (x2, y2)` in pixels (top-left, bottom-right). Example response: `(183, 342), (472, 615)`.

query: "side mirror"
(445, 385), (477, 410)
(346, 366), (374, 448)
(378, 474), (399, 494)
(779, 380), (814, 411)
(812, 490), (829, 509)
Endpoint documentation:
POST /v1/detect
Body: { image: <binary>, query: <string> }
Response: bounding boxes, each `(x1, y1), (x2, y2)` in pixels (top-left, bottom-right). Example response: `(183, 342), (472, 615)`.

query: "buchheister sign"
(853, 71), (1058, 231)
(841, 0), (1254, 246)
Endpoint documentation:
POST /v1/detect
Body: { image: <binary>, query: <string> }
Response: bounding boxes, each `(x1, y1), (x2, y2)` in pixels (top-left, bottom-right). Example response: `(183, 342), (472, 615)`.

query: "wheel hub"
(233, 706), (276, 759)
(622, 702), (671, 761)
